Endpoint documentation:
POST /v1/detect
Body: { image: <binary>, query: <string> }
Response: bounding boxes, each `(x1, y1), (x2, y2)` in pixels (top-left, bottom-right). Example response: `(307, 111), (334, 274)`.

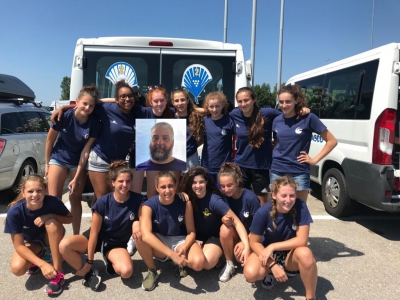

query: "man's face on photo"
(149, 126), (174, 162)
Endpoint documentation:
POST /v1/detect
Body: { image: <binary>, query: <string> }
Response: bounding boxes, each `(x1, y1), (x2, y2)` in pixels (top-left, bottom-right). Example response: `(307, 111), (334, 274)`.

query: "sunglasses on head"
(172, 86), (187, 92)
(147, 85), (165, 91)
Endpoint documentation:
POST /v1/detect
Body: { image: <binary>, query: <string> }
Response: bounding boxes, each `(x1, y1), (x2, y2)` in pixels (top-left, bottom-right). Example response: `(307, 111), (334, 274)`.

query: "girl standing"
(170, 87), (205, 170)
(4, 175), (72, 295)
(243, 175), (317, 300)
(136, 171), (203, 291)
(59, 161), (144, 289)
(218, 162), (260, 277)
(271, 85), (337, 201)
(201, 92), (235, 184)
(179, 166), (250, 282)
(230, 87), (310, 205)
(229, 87), (281, 205)
(45, 85), (101, 235)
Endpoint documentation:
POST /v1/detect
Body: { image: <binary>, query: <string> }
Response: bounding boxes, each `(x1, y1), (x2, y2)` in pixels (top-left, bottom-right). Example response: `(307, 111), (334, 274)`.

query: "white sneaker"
(219, 261), (235, 282)
(127, 237), (136, 256)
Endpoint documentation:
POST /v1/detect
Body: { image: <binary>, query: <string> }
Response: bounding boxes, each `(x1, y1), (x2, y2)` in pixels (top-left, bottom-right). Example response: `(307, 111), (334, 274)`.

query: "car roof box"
(0, 74), (35, 101)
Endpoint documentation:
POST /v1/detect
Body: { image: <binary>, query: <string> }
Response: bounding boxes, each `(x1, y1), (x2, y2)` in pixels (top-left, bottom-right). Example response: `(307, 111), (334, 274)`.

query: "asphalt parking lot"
(0, 183), (399, 300)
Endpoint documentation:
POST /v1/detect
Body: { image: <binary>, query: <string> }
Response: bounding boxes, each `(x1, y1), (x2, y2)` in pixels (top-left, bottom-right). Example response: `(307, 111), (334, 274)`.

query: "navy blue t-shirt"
(92, 191), (144, 244)
(193, 191), (230, 240)
(51, 109), (101, 165)
(136, 158), (186, 171)
(91, 102), (142, 164)
(272, 113), (327, 175)
(226, 188), (260, 232)
(4, 195), (70, 241)
(229, 107), (281, 169)
(143, 194), (187, 236)
(201, 114), (234, 173)
(249, 198), (313, 246)
(175, 115), (198, 157)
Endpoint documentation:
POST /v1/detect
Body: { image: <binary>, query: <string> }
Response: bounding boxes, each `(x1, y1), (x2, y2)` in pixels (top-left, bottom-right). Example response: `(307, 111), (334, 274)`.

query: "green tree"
(60, 76), (71, 100)
(254, 83), (275, 108)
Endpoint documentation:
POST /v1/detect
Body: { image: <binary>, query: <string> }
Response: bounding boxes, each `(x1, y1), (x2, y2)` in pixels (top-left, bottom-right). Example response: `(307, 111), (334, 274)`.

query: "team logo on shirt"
(267, 227), (273, 232)
(62, 128), (67, 132)
(84, 134), (89, 139)
(23, 226), (29, 229)
(243, 211), (250, 218)
(292, 223), (298, 230)
(203, 208), (211, 217)
(236, 124), (240, 128)
(154, 219), (159, 224)
(111, 120), (117, 124)
(295, 127), (303, 134)
(130, 213), (135, 220)
(221, 129), (227, 136)
(104, 216), (110, 220)
(178, 214), (184, 222)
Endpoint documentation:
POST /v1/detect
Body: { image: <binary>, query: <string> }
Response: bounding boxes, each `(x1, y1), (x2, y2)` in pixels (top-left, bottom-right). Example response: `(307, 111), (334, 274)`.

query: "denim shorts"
(87, 150), (110, 173)
(270, 171), (310, 190)
(49, 158), (78, 171)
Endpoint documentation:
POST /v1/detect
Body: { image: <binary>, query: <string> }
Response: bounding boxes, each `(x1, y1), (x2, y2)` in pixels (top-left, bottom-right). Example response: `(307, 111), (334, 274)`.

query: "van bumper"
(342, 158), (400, 212)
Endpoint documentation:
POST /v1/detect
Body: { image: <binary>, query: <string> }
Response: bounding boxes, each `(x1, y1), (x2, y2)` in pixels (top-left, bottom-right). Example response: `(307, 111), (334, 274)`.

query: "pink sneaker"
(45, 272), (65, 295)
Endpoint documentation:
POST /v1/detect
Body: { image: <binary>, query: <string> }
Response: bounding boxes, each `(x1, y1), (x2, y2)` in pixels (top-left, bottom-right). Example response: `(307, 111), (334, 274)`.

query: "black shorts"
(272, 250), (300, 275)
(240, 167), (270, 196)
(83, 231), (127, 256)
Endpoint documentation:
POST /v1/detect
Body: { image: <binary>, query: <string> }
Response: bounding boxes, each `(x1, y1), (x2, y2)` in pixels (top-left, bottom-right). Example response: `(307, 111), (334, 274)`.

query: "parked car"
(0, 99), (51, 193)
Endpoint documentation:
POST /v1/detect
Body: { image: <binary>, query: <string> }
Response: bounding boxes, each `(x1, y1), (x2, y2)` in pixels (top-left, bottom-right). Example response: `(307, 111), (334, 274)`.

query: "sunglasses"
(118, 93), (135, 99)
(172, 86), (187, 92)
(147, 85), (165, 91)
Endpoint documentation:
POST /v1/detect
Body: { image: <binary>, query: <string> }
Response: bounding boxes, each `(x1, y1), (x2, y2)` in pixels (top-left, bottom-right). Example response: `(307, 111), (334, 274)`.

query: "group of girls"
(4, 81), (336, 300)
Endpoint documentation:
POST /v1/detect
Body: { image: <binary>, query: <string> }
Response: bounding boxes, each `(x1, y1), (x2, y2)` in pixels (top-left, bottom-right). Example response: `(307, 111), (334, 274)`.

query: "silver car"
(0, 100), (51, 192)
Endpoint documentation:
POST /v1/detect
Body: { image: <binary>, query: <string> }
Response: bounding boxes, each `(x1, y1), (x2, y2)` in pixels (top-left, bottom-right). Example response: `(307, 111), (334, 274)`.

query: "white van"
(286, 43), (400, 217)
(70, 36), (251, 108)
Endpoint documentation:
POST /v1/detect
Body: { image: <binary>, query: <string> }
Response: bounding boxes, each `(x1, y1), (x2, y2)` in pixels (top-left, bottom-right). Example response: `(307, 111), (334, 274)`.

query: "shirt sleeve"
(309, 113), (327, 134)
(247, 193), (261, 217)
(296, 199), (313, 226)
(249, 204), (270, 236)
(262, 108), (282, 122)
(92, 196), (106, 217)
(52, 198), (70, 216)
(210, 195), (230, 216)
(51, 113), (64, 131)
(4, 208), (23, 234)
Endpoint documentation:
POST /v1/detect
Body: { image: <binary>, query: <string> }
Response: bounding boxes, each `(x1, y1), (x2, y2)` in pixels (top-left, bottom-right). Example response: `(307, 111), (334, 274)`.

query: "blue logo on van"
(181, 64), (212, 104)
(105, 62), (138, 87)
(311, 134), (324, 143)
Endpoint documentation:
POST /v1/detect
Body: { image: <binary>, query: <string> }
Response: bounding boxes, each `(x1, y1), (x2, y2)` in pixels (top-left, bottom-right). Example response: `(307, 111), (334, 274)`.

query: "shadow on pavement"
(308, 237), (364, 262)
(252, 275), (334, 300)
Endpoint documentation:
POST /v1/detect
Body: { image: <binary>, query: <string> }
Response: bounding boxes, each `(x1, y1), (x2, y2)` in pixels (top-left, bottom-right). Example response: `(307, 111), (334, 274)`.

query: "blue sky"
(1, 0), (399, 106)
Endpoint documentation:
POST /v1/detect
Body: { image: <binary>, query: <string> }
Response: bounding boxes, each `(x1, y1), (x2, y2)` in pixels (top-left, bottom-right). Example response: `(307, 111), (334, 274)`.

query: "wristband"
(86, 258), (94, 265)
(269, 262), (278, 270)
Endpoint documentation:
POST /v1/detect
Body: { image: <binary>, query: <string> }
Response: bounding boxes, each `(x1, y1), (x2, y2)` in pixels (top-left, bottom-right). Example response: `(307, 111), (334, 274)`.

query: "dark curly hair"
(278, 85), (307, 120)
(179, 166), (223, 210)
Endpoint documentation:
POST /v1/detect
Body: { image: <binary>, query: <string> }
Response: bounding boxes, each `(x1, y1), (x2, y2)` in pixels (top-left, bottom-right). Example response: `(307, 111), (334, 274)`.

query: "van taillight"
(372, 109), (396, 165)
(149, 41), (173, 47)
(0, 139), (6, 156)
(69, 100), (76, 106)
